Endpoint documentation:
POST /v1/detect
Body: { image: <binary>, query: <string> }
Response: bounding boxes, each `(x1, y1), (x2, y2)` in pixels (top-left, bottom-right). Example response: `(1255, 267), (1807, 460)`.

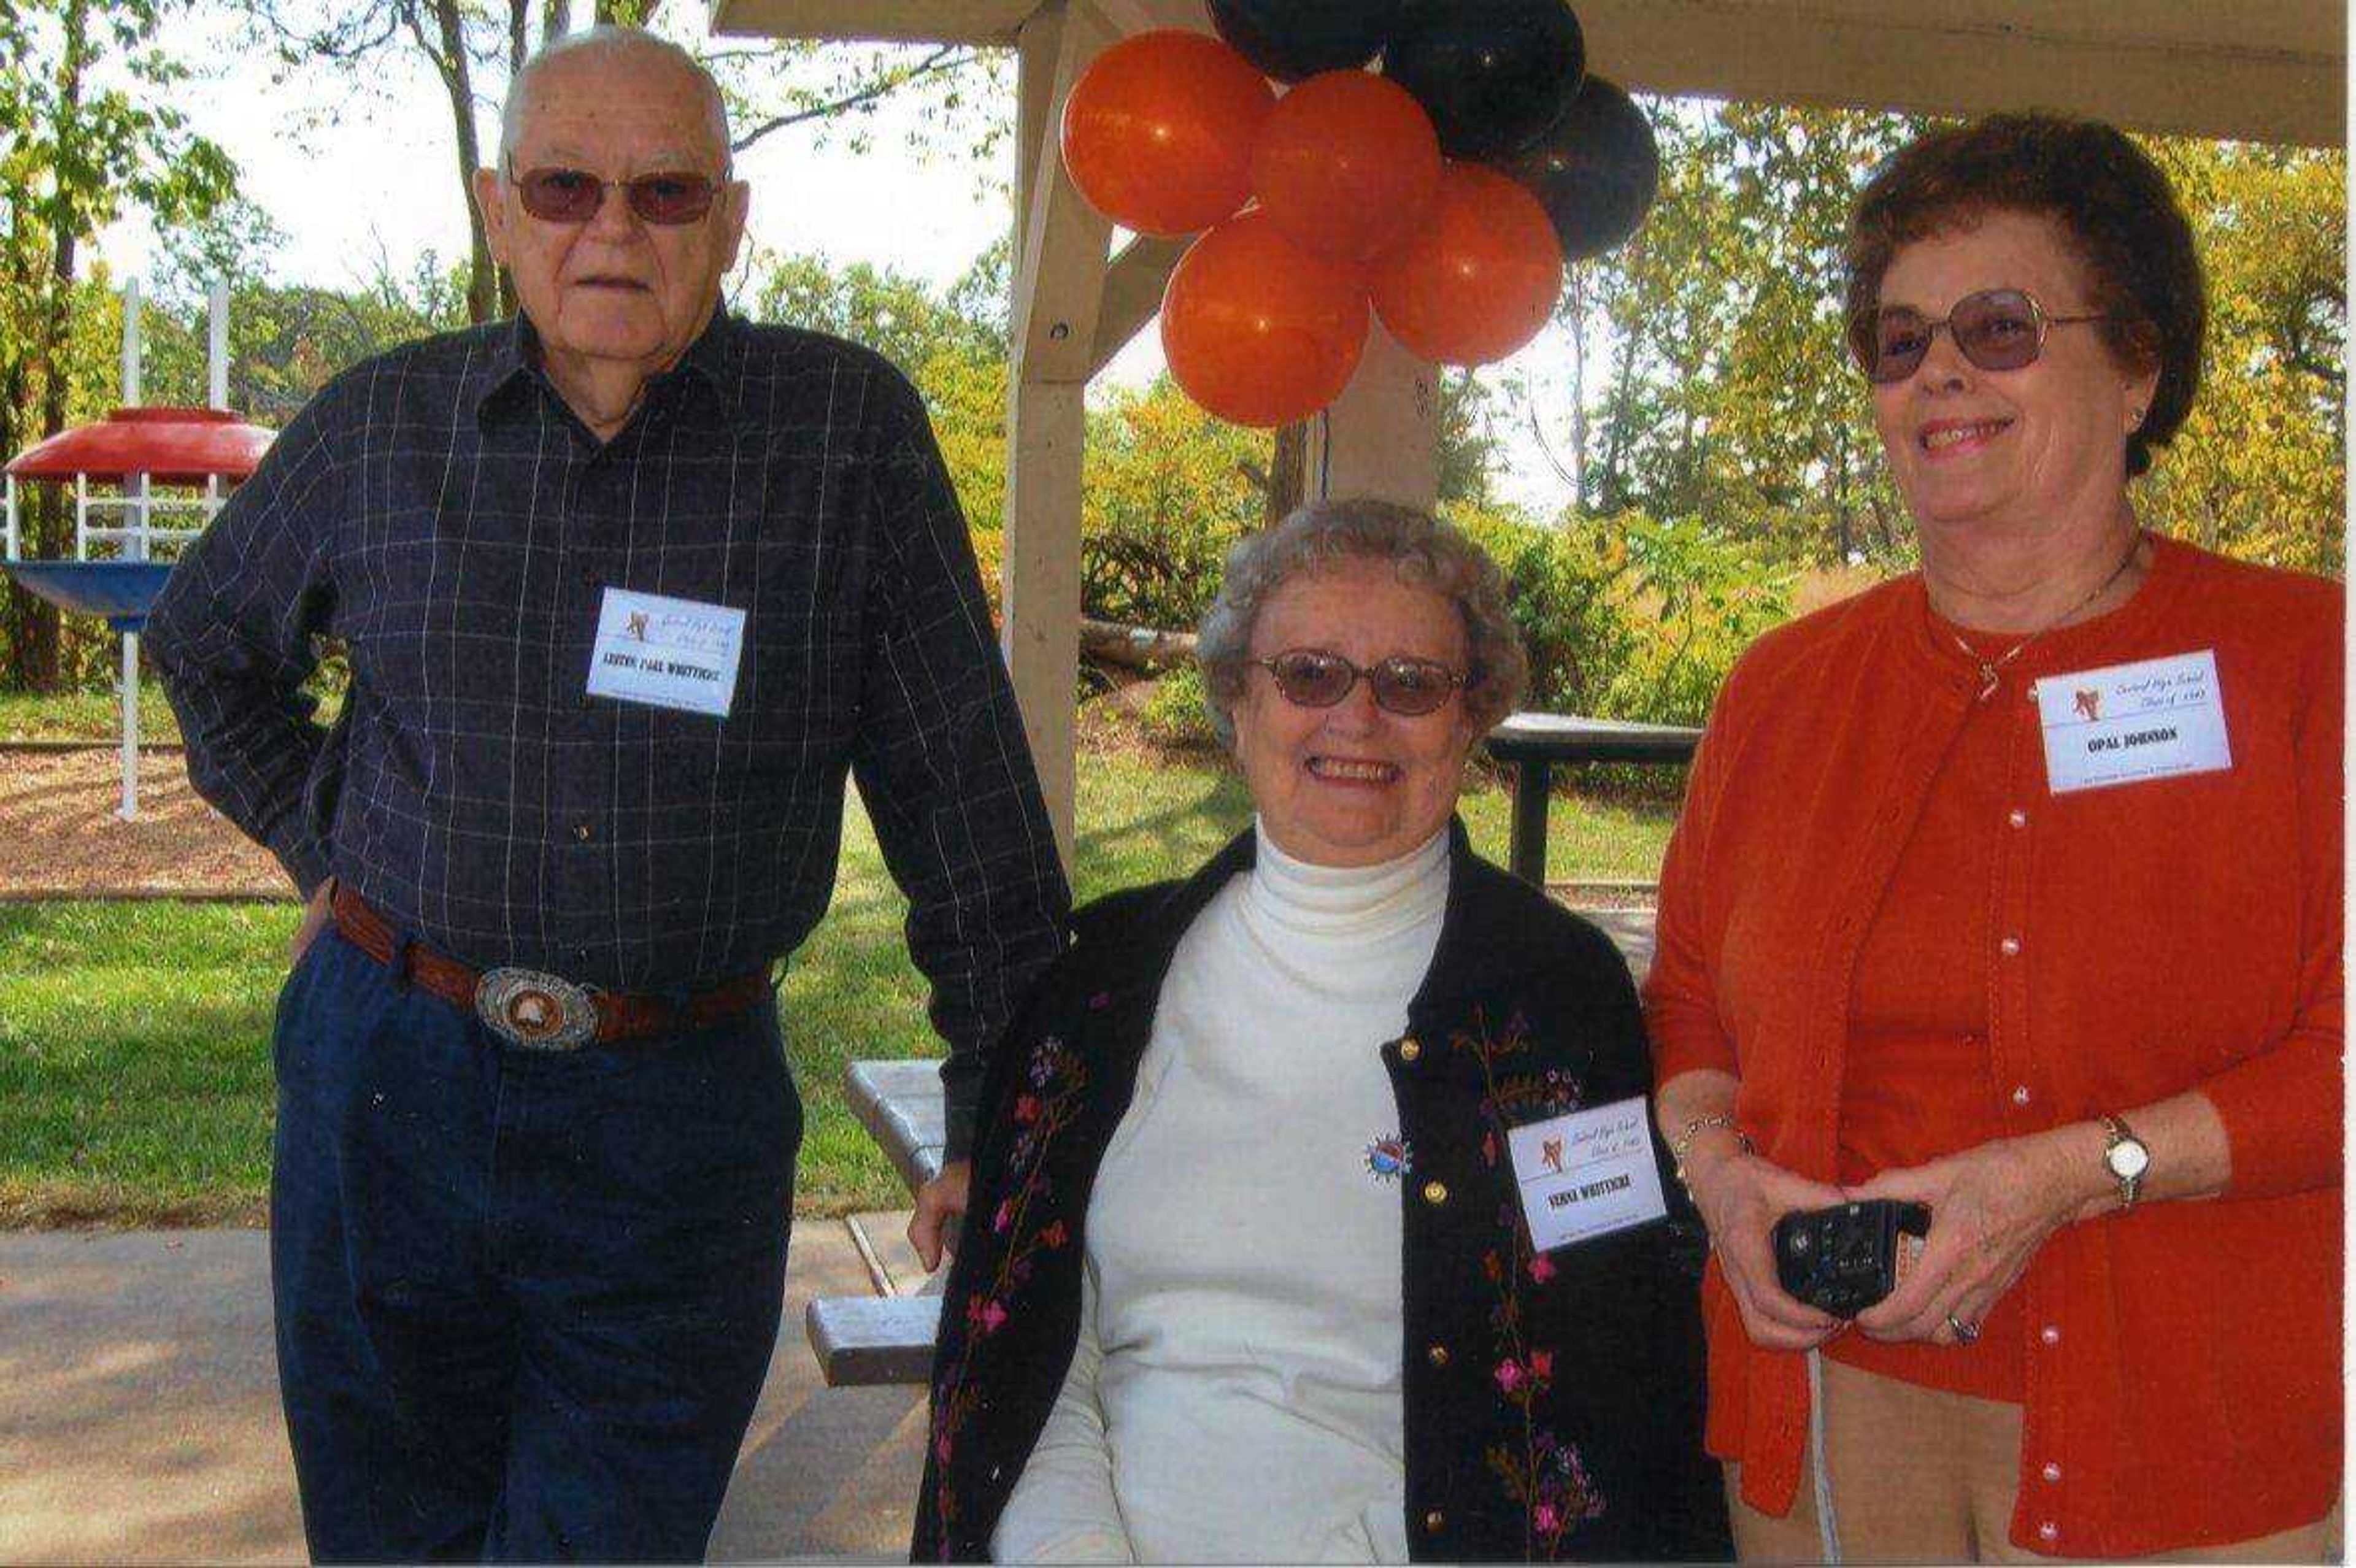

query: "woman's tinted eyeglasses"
(1252, 648), (1468, 717)
(1849, 287), (2112, 384)
(509, 159), (721, 226)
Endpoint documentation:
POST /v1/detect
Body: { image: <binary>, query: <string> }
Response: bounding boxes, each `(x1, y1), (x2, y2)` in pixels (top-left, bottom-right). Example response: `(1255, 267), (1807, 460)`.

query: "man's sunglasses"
(1849, 287), (2112, 384)
(508, 159), (722, 226)
(1252, 648), (1468, 717)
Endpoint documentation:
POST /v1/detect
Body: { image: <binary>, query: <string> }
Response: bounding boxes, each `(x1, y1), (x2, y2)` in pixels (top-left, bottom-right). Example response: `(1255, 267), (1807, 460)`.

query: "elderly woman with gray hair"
(914, 500), (1726, 1564)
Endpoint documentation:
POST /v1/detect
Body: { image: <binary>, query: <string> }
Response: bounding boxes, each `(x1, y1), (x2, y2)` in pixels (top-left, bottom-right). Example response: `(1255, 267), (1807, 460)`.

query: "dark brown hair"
(1844, 113), (2206, 477)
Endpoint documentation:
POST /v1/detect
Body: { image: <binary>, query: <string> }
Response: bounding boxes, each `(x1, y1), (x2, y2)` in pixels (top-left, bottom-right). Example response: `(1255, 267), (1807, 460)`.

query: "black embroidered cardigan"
(913, 823), (1730, 1563)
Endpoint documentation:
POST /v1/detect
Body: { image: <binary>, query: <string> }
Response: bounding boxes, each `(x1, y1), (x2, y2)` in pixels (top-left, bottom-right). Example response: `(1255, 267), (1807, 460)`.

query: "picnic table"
(807, 912), (1661, 1388)
(1484, 712), (1703, 886)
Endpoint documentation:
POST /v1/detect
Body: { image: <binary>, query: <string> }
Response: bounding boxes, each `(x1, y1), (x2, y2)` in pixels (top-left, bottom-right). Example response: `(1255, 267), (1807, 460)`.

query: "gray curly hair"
(1195, 498), (1527, 750)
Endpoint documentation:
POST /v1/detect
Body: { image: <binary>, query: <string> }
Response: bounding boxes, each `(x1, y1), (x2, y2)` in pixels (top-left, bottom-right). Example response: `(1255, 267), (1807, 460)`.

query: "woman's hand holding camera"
(1848, 1128), (2101, 1345)
(1679, 1134), (1851, 1352)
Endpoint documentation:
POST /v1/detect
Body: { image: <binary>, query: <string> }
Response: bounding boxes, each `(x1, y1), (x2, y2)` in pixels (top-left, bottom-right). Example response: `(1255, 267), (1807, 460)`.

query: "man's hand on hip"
(908, 1162), (971, 1273)
(291, 877), (336, 966)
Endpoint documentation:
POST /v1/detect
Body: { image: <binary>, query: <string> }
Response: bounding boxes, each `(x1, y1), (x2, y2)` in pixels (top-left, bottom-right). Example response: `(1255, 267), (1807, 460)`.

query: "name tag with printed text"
(2035, 649), (2232, 795)
(1508, 1095), (1670, 1252)
(585, 588), (747, 718)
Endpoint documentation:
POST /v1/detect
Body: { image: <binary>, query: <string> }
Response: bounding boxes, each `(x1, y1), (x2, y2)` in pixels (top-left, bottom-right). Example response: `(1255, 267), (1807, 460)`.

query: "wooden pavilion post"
(1305, 320), (1439, 510)
(1002, 0), (1115, 869)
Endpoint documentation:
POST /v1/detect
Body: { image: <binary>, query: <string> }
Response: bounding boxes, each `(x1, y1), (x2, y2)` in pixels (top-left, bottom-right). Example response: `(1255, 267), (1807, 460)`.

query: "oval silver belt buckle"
(475, 967), (598, 1051)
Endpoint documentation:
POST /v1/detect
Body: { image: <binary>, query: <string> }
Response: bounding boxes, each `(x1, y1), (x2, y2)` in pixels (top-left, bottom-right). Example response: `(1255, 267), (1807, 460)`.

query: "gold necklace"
(1949, 530), (2145, 702)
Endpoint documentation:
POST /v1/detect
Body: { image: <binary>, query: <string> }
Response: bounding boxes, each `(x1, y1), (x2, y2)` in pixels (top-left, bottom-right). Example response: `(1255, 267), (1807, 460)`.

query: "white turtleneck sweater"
(992, 823), (1451, 1565)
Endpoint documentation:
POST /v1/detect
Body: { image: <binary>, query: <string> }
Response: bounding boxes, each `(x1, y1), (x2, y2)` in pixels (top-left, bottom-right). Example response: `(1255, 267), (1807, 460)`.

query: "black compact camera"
(1772, 1199), (1930, 1318)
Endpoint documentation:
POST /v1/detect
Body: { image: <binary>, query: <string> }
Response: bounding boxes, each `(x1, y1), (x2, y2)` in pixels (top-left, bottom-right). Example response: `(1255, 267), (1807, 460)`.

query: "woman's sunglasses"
(1849, 287), (2112, 384)
(509, 160), (721, 226)
(1253, 648), (1468, 717)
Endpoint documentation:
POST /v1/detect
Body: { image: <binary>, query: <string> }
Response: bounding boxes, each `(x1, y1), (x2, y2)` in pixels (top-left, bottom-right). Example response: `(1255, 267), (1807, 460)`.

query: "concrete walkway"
(0, 1224), (926, 1564)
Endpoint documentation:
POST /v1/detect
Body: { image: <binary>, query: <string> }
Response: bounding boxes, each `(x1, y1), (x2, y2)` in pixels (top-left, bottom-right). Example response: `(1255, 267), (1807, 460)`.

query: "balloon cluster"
(1060, 1), (1660, 428)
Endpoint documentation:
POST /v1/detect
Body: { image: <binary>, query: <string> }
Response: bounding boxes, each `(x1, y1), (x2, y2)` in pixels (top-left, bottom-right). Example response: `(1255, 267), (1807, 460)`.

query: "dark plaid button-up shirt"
(148, 310), (1069, 1148)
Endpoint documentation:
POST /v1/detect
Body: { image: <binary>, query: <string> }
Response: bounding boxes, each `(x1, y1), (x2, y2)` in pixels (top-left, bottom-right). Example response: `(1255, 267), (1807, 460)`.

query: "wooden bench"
(805, 1061), (953, 1388)
(806, 909), (1660, 1386)
(805, 1293), (942, 1387)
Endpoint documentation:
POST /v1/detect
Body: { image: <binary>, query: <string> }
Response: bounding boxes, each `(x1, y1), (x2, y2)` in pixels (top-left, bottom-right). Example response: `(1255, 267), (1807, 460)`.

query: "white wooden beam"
(1305, 320), (1439, 511)
(708, 0), (1040, 44)
(1002, 0), (1117, 869)
(1086, 235), (1187, 378)
(1575, 0), (2343, 150)
(710, 0), (2341, 147)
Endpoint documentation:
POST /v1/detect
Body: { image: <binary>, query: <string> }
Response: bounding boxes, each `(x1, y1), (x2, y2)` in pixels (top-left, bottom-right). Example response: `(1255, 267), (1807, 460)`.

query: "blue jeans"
(269, 928), (801, 1562)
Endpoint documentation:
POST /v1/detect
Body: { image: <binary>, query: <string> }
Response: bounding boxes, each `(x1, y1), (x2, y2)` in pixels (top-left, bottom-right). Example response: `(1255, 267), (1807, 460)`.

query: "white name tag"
(2035, 649), (2231, 795)
(584, 588), (746, 718)
(1507, 1095), (1670, 1253)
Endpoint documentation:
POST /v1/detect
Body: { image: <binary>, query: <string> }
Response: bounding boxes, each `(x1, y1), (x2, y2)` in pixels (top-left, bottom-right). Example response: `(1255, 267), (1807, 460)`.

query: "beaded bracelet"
(1669, 1112), (1754, 1191)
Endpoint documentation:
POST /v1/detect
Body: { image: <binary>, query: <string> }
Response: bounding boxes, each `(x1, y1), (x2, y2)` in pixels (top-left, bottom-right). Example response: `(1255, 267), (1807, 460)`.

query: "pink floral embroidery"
(927, 1031), (1090, 1558)
(1454, 1008), (1604, 1558)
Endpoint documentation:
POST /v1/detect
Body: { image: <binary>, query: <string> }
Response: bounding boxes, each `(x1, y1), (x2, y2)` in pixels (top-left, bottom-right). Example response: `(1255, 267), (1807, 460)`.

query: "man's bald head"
(500, 26), (731, 171)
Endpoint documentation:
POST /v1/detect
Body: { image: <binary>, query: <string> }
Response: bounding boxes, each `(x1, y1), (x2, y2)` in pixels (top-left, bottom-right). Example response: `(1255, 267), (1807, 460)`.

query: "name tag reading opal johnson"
(585, 587), (747, 718)
(1507, 1096), (1670, 1253)
(2035, 648), (2232, 795)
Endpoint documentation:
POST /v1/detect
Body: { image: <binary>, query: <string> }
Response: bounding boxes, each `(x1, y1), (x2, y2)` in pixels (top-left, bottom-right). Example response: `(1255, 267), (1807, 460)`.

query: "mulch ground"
(0, 748), (290, 900)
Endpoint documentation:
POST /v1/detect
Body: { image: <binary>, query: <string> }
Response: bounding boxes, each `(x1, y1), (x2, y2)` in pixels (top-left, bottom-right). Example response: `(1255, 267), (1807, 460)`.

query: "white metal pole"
(207, 279), (229, 410)
(118, 275), (148, 818)
(121, 277), (142, 405)
(118, 629), (139, 820)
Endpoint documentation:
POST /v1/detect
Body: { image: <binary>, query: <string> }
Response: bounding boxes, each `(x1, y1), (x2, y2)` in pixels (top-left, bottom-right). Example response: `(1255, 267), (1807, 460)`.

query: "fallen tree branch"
(1080, 618), (1198, 673)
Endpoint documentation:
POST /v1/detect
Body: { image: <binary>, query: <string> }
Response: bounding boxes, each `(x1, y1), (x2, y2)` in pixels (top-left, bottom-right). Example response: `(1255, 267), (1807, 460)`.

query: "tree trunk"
(1079, 618), (1196, 672)
(1595, 318), (1641, 515)
(1831, 429), (1853, 561)
(10, 0), (94, 690)
(422, 0), (499, 323)
(1565, 269), (1588, 512)
(1264, 421), (1307, 530)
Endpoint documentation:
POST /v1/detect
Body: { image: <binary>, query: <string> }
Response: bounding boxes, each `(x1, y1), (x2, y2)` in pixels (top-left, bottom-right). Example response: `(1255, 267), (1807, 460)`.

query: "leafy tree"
(218, 0), (1006, 324)
(1080, 376), (1269, 629)
(1, 0), (237, 689)
(1553, 101), (1915, 565)
(2139, 139), (2344, 575)
(1526, 100), (2342, 586)
(141, 210), (471, 420)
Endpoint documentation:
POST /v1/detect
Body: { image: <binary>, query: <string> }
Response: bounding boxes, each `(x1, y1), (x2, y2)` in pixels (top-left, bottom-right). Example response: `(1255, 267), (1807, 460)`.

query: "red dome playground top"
(6, 406), (274, 485)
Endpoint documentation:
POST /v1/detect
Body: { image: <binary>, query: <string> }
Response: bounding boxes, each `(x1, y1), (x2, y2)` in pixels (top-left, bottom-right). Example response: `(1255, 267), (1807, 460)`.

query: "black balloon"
(1382, 0), (1585, 161)
(1209, 0), (1409, 83)
(1504, 75), (1659, 261)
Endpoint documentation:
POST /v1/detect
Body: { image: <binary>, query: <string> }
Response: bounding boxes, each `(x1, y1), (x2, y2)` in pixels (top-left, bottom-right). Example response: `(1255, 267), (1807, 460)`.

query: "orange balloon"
(1250, 70), (1441, 264)
(1371, 161), (1565, 366)
(1162, 211), (1371, 428)
(1061, 31), (1276, 236)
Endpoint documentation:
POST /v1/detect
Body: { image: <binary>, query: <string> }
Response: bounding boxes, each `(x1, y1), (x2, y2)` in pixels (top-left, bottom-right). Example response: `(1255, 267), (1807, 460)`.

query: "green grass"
(0, 680), (183, 744)
(0, 751), (1674, 1228)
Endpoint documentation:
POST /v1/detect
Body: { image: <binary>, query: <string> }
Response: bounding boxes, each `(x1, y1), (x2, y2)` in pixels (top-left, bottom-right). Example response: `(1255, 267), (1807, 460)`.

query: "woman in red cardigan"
(1646, 113), (2341, 1561)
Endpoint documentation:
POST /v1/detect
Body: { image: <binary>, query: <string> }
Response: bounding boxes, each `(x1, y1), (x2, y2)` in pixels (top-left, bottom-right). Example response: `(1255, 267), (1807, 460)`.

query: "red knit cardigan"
(1644, 536), (2343, 1556)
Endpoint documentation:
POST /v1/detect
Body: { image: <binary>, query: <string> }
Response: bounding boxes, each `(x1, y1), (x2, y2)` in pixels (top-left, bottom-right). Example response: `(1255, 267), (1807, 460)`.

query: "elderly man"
(145, 27), (1067, 1562)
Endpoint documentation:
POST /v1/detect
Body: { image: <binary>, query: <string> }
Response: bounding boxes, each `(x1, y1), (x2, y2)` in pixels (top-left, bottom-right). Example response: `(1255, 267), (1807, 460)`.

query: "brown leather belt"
(329, 884), (770, 1051)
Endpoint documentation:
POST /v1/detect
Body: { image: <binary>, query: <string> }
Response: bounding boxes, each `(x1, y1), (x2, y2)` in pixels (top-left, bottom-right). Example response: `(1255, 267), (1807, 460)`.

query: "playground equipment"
(1, 280), (272, 818)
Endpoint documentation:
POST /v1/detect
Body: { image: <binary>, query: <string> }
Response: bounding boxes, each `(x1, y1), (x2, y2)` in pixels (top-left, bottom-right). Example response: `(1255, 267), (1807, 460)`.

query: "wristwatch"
(2099, 1114), (2151, 1210)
